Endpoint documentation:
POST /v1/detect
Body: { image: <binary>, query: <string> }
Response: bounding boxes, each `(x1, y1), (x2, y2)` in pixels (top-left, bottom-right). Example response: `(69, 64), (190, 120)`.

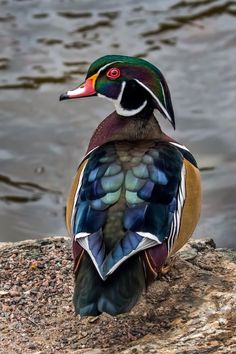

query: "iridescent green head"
(60, 55), (175, 128)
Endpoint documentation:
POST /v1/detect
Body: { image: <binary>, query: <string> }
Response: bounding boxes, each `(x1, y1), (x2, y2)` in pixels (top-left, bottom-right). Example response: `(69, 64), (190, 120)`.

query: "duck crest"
(60, 55), (201, 316)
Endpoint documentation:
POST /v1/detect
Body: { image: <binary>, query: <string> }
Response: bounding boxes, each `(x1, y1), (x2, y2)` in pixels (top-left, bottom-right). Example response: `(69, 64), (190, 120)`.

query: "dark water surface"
(0, 0), (236, 248)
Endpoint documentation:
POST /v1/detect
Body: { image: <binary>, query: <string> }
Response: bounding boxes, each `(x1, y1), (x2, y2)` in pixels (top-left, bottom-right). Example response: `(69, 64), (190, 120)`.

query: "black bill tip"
(59, 93), (69, 101)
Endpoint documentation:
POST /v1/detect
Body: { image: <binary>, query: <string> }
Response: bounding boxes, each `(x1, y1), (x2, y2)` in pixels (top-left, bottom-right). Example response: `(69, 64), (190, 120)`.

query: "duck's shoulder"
(167, 141), (198, 168)
(77, 139), (198, 177)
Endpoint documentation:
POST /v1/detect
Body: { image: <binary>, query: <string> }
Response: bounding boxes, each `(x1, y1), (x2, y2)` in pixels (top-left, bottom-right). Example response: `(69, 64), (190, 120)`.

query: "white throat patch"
(98, 81), (147, 117)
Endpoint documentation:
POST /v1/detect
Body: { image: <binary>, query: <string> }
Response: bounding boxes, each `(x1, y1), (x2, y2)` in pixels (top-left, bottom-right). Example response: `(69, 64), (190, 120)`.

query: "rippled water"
(0, 0), (236, 248)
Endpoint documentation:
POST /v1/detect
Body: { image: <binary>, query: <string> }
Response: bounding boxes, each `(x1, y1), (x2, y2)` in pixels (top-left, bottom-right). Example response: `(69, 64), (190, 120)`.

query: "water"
(0, 0), (236, 248)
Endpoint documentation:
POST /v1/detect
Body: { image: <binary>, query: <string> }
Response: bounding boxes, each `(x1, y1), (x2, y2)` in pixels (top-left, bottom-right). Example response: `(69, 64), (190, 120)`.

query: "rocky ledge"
(0, 237), (235, 354)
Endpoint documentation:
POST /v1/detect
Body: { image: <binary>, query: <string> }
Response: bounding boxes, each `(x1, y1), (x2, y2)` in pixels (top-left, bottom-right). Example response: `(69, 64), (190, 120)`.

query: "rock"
(9, 289), (21, 297)
(0, 290), (9, 296)
(28, 343), (37, 350)
(0, 237), (235, 353)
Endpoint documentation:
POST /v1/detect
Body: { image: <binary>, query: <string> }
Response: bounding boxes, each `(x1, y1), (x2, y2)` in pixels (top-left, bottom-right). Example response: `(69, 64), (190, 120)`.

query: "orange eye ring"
(106, 67), (121, 79)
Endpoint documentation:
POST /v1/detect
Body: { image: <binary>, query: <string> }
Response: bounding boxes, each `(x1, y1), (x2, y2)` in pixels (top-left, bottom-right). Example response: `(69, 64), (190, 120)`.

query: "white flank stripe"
(169, 212), (177, 249)
(167, 164), (186, 253)
(169, 222), (174, 238)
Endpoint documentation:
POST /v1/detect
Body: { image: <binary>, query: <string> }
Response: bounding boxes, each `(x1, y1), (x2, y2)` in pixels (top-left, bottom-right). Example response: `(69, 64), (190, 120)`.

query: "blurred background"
(0, 0), (235, 248)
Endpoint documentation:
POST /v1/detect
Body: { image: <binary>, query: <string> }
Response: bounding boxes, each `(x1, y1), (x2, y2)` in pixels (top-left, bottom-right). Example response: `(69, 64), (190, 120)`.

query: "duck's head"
(60, 55), (175, 128)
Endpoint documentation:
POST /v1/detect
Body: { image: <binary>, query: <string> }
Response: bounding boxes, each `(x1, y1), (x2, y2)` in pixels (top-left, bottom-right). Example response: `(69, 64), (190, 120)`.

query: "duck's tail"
(73, 252), (145, 316)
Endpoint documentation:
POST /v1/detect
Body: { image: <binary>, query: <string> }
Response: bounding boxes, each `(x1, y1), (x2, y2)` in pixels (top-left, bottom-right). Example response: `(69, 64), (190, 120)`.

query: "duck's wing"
(67, 141), (201, 281)
(142, 142), (201, 281)
(67, 144), (125, 279)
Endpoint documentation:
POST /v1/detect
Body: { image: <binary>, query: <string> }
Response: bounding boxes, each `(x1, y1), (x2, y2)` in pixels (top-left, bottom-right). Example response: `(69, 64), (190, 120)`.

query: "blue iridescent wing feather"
(71, 141), (184, 279)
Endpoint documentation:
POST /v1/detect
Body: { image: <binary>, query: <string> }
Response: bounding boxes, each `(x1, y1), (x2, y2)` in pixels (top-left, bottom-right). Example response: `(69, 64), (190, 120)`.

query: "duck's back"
(66, 138), (201, 316)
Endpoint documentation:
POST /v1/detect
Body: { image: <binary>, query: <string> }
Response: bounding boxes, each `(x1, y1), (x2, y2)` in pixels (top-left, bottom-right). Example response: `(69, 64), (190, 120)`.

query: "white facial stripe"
(159, 80), (167, 108)
(98, 69), (149, 116)
(134, 79), (171, 122)
(97, 61), (123, 75)
(117, 80), (126, 103)
(116, 81), (148, 116)
(99, 81), (148, 117)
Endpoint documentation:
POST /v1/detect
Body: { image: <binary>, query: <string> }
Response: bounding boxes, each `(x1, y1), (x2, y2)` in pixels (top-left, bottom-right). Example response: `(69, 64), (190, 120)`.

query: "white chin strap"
(98, 81), (147, 117)
(115, 98), (147, 117)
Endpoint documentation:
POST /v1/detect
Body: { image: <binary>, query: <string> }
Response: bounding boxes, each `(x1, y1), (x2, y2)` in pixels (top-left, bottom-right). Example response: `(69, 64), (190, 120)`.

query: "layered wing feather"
(68, 141), (189, 280)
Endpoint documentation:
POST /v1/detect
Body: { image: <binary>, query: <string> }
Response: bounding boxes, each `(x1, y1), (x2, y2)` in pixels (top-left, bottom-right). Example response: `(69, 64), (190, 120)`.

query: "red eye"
(106, 67), (120, 79)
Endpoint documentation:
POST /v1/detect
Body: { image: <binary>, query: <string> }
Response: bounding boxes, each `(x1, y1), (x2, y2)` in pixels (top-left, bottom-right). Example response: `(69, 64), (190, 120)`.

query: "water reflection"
(0, 0), (235, 247)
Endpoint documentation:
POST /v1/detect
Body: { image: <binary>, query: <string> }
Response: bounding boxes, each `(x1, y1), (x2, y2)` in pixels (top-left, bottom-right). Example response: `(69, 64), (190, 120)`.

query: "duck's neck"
(87, 111), (175, 153)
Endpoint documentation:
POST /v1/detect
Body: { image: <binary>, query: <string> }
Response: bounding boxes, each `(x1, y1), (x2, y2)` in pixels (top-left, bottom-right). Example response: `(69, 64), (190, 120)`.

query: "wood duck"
(60, 55), (201, 316)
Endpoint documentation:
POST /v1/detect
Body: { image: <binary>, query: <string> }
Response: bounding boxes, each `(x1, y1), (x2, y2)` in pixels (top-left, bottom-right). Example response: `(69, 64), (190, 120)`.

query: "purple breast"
(87, 112), (127, 153)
